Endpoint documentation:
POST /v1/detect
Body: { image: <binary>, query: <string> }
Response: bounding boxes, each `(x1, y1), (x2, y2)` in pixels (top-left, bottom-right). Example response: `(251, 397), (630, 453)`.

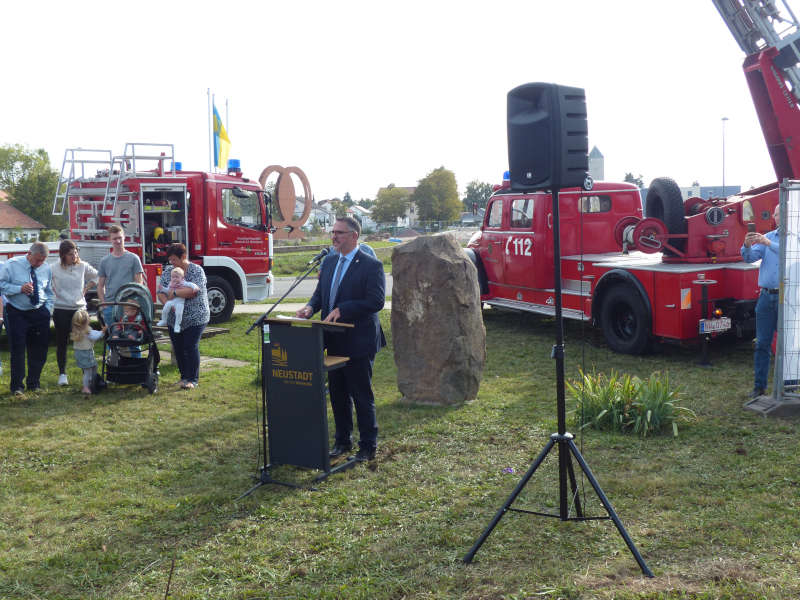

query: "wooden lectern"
(261, 316), (355, 482)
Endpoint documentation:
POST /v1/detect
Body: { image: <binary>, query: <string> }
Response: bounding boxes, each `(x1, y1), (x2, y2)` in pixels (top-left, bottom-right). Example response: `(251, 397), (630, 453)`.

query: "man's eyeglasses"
(331, 229), (353, 236)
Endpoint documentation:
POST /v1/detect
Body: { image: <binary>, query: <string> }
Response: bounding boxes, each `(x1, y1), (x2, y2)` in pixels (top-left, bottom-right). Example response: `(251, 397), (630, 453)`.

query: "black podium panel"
(265, 321), (330, 471)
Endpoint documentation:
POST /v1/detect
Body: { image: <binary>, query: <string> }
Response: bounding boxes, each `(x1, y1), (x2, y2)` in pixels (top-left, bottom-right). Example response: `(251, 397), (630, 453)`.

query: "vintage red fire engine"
(466, 177), (778, 354)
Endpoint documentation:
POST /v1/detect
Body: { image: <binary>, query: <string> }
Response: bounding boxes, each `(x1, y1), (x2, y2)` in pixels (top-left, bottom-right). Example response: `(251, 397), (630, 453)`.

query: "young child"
(156, 267), (199, 333)
(70, 310), (105, 394)
(109, 302), (144, 341)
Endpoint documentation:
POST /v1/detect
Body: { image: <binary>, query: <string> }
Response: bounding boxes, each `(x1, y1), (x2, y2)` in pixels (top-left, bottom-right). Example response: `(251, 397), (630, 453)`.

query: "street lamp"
(722, 116), (729, 197)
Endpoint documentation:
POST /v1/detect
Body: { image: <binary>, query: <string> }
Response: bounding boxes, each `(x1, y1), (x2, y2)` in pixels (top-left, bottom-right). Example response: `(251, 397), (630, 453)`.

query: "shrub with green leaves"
(567, 369), (695, 437)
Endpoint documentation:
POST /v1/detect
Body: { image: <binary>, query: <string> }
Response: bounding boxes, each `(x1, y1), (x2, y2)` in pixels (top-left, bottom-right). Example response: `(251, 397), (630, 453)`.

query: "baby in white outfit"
(157, 267), (199, 332)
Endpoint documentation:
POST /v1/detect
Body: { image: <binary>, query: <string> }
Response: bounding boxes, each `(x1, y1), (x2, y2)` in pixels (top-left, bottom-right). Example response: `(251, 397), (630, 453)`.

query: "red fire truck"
(52, 143), (272, 323)
(466, 0), (800, 354)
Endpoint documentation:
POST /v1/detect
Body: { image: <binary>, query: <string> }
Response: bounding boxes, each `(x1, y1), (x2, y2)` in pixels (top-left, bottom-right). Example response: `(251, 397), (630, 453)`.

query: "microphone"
(307, 247), (330, 265)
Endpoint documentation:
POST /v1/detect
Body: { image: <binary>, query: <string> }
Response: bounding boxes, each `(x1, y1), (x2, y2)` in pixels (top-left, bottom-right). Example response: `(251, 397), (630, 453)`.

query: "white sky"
(0, 0), (784, 201)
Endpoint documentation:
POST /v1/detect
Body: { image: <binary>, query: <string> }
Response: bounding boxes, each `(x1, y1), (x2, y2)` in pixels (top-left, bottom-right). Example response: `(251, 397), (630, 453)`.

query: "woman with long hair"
(52, 240), (98, 386)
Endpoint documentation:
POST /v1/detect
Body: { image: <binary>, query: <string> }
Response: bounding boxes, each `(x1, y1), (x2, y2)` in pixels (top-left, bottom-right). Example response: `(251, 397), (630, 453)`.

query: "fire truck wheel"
(206, 276), (235, 324)
(644, 177), (686, 255)
(600, 285), (651, 355)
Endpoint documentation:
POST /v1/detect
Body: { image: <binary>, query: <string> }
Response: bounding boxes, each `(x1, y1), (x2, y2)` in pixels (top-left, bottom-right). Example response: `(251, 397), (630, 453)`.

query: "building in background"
(589, 146), (604, 181)
(348, 204), (377, 232)
(0, 193), (46, 242)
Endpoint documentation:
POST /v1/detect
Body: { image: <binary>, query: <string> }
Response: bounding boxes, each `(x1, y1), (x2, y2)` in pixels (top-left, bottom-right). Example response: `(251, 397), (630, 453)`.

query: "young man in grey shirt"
(97, 224), (144, 325)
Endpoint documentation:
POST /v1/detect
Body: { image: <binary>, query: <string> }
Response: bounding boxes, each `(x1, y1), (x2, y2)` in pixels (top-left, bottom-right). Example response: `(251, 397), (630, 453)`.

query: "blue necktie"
(328, 256), (347, 313)
(30, 267), (39, 306)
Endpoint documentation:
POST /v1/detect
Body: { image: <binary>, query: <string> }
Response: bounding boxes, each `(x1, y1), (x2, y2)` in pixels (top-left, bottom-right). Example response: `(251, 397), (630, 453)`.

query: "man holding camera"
(741, 204), (781, 399)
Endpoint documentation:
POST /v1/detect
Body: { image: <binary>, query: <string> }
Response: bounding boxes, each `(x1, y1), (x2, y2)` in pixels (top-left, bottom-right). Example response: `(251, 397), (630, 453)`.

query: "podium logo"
(269, 342), (313, 386)
(272, 343), (288, 367)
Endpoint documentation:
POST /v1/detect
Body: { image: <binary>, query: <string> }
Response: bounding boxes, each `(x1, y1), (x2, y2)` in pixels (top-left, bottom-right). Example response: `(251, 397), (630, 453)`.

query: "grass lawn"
(2, 309), (799, 599)
(272, 244), (395, 277)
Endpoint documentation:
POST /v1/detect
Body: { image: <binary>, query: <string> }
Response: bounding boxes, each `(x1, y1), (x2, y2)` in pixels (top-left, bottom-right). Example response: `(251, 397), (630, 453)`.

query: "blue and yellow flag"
(213, 104), (231, 169)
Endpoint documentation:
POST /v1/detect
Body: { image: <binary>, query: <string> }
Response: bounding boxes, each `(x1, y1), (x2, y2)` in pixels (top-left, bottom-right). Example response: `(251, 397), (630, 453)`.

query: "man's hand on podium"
(295, 305), (313, 319)
(323, 308), (342, 323)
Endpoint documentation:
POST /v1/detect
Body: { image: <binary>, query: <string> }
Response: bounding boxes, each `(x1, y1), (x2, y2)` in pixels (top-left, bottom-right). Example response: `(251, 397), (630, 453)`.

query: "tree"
(342, 192), (353, 207)
(328, 200), (348, 218)
(358, 198), (376, 209)
(462, 179), (494, 212)
(372, 185), (410, 223)
(411, 167), (461, 222)
(623, 172), (645, 188)
(0, 145), (64, 229)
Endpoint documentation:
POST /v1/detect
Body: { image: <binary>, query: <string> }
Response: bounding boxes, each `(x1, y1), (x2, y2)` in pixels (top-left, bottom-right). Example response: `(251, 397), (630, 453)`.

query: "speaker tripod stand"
(463, 189), (653, 577)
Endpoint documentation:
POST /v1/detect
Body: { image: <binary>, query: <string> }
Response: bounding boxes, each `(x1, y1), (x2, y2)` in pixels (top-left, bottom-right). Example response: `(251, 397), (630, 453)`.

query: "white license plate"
(699, 317), (731, 334)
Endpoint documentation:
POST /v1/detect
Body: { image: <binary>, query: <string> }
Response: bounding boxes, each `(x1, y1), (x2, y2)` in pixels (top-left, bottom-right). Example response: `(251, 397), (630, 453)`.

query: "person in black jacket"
(295, 217), (386, 462)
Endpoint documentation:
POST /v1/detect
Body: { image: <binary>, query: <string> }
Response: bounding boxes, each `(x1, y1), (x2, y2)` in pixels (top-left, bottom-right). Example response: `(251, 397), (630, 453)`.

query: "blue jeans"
(169, 323), (205, 384)
(754, 290), (779, 391)
(101, 306), (114, 328)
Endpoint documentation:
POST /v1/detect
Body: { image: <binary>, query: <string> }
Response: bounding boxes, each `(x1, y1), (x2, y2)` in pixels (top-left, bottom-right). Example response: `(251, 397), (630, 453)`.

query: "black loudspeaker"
(507, 83), (589, 191)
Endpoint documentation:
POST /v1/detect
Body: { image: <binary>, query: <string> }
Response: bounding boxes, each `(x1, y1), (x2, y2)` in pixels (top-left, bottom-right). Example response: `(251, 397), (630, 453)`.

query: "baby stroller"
(98, 282), (160, 394)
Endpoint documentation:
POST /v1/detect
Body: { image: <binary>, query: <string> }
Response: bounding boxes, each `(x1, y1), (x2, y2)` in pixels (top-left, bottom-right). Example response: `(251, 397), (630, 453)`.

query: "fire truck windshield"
(222, 188), (263, 229)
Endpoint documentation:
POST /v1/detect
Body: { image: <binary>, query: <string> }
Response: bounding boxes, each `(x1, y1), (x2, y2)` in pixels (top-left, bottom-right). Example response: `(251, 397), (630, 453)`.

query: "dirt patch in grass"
(576, 557), (775, 597)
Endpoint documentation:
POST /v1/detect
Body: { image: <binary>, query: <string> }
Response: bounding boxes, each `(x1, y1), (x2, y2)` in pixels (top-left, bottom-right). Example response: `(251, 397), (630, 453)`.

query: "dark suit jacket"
(309, 249), (386, 359)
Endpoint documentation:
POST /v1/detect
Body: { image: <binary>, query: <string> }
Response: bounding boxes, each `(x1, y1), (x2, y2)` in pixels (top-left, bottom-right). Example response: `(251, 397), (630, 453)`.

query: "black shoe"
(354, 447), (376, 462)
(749, 388), (766, 399)
(329, 444), (352, 458)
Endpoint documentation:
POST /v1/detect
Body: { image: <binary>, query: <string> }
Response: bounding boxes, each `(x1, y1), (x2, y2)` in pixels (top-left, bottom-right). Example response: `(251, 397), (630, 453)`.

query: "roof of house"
(0, 201), (46, 229)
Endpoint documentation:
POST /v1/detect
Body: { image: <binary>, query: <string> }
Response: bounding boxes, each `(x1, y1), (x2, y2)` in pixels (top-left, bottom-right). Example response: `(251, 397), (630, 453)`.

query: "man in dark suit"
(295, 217), (386, 462)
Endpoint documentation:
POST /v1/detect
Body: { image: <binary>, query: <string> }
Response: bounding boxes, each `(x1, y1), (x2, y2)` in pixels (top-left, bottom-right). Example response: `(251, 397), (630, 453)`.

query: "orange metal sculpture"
(259, 165), (313, 239)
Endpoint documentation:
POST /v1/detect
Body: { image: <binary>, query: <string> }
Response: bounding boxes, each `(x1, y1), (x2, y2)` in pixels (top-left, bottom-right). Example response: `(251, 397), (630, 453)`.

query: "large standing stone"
(391, 233), (486, 405)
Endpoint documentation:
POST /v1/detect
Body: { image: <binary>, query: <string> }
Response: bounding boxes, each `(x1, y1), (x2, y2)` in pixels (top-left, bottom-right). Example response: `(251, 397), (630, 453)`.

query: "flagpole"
(207, 88), (214, 173)
(225, 98), (230, 173)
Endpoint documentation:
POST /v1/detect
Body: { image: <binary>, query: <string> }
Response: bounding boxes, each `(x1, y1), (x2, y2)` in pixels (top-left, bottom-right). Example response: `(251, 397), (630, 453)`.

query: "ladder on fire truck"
(52, 143), (176, 219)
(713, 0), (800, 95)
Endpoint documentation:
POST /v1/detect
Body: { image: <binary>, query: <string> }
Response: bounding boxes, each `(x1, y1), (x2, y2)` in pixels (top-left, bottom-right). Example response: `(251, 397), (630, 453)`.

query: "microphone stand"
(239, 255), (326, 497)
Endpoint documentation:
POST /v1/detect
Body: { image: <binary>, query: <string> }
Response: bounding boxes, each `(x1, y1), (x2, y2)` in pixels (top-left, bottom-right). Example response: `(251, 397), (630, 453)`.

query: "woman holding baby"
(157, 243), (210, 389)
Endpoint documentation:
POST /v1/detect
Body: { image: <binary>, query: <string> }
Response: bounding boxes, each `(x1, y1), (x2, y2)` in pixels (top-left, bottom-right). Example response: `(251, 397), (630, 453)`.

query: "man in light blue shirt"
(0, 242), (55, 394)
(741, 204), (781, 398)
